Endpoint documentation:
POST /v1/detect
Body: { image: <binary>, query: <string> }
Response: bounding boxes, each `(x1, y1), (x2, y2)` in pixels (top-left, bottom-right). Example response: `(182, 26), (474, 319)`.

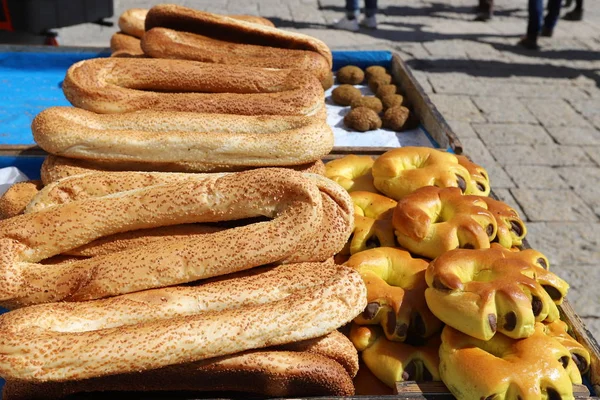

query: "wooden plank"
(390, 54), (463, 154)
(395, 382), (592, 398)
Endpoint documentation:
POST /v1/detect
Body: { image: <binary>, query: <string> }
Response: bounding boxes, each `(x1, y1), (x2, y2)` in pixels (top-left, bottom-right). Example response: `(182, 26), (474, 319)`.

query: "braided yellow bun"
(345, 247), (442, 341)
(481, 196), (527, 248)
(425, 245), (568, 340)
(372, 147), (475, 199)
(350, 324), (440, 388)
(440, 323), (583, 400)
(325, 155), (378, 193)
(392, 186), (497, 259)
(544, 320), (591, 374)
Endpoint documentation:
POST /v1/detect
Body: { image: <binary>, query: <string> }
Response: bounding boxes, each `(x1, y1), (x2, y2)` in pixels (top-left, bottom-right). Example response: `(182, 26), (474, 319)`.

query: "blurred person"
(332, 0), (378, 31)
(518, 0), (562, 50)
(563, 0), (583, 20)
(474, 0), (494, 21)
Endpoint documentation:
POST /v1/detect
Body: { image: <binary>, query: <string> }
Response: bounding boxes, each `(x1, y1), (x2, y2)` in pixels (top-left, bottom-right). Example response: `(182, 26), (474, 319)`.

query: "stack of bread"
(0, 5), (374, 400)
(325, 147), (591, 399)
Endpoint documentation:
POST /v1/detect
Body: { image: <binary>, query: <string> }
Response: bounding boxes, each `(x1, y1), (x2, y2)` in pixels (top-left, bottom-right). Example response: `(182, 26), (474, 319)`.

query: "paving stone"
(472, 123), (554, 145)
(525, 99), (595, 129)
(580, 317), (600, 342)
(546, 126), (600, 146)
(526, 222), (600, 268)
(584, 147), (600, 166)
(410, 70), (433, 93)
(553, 264), (600, 318)
(504, 165), (569, 190)
(488, 144), (595, 166)
(446, 120), (478, 139)
(568, 98), (600, 130)
(460, 138), (515, 189)
(490, 188), (526, 220)
(428, 95), (486, 122)
(556, 167), (600, 217)
(511, 189), (597, 221)
(471, 96), (538, 124)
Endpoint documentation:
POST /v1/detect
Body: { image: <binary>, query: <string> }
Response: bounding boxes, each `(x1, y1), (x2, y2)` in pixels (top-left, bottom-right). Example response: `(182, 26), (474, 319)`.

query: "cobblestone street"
(58, 0), (600, 337)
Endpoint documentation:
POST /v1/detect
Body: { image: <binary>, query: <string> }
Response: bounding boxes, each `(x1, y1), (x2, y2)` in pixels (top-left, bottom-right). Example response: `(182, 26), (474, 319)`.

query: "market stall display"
(0, 4), (598, 399)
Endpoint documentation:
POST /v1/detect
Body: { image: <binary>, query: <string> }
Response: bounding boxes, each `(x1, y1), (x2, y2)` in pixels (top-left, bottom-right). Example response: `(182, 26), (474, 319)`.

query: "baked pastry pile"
(325, 147), (591, 399)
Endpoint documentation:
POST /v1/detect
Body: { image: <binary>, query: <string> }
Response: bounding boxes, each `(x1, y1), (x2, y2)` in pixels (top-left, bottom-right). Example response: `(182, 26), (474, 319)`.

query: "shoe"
(563, 0), (573, 7)
(360, 15), (377, 29)
(332, 16), (359, 31)
(540, 26), (553, 37)
(563, 9), (583, 20)
(517, 36), (540, 50)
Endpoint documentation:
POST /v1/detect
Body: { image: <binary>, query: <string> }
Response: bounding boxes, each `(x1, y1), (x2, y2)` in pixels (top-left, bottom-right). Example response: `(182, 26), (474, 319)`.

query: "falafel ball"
(337, 66), (365, 85)
(376, 84), (398, 99)
(365, 65), (388, 80)
(381, 94), (404, 109)
(368, 74), (393, 92)
(350, 96), (383, 113)
(321, 71), (334, 90)
(331, 84), (363, 106)
(382, 106), (410, 131)
(344, 107), (383, 132)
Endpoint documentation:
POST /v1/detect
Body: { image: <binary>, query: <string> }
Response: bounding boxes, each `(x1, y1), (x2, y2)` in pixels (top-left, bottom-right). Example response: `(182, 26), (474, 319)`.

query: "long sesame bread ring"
(544, 320), (591, 375)
(0, 169), (354, 308)
(33, 108), (333, 166)
(392, 186), (498, 259)
(142, 28), (331, 86)
(39, 155), (325, 185)
(325, 155), (379, 193)
(350, 324), (441, 388)
(23, 170), (353, 265)
(0, 262), (367, 381)
(145, 4), (332, 68)
(372, 147), (475, 200)
(440, 323), (582, 400)
(3, 350), (355, 399)
(425, 245), (569, 340)
(481, 196), (527, 249)
(341, 192), (397, 255)
(346, 247), (442, 341)
(62, 58), (325, 116)
(457, 155), (491, 197)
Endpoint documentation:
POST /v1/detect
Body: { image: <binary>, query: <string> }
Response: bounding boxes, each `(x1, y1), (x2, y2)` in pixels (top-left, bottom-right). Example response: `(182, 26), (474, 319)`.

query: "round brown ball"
(350, 96), (383, 113)
(337, 66), (365, 85)
(381, 94), (404, 109)
(382, 106), (410, 131)
(365, 66), (388, 80)
(376, 84), (398, 99)
(344, 107), (382, 132)
(321, 71), (334, 90)
(331, 84), (362, 106)
(368, 74), (393, 92)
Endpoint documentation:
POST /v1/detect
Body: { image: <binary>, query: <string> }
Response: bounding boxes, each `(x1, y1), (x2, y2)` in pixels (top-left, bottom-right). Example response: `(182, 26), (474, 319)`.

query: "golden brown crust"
(62, 58), (325, 116)
(33, 107), (333, 166)
(331, 84), (362, 106)
(382, 106), (410, 130)
(337, 66), (364, 85)
(544, 320), (591, 374)
(3, 350), (353, 399)
(350, 96), (383, 113)
(0, 169), (352, 307)
(141, 28), (330, 83)
(440, 323), (582, 400)
(109, 32), (143, 56)
(344, 107), (382, 132)
(480, 196), (527, 248)
(425, 245), (569, 340)
(456, 155), (490, 196)
(372, 147), (475, 200)
(325, 155), (379, 193)
(392, 186), (497, 259)
(118, 8), (147, 38)
(346, 247), (441, 341)
(40, 155), (324, 185)
(145, 4), (332, 67)
(0, 180), (43, 219)
(0, 262), (366, 381)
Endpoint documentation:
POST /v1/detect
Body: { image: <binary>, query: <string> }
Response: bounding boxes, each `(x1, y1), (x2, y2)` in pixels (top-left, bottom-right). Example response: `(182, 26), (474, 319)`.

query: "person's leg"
(346, 0), (360, 18)
(542, 0), (563, 34)
(519, 0), (542, 49)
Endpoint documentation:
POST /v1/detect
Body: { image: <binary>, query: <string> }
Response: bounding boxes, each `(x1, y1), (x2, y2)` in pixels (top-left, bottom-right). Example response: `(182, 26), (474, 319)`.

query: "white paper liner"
(0, 167), (29, 197)
(325, 81), (434, 148)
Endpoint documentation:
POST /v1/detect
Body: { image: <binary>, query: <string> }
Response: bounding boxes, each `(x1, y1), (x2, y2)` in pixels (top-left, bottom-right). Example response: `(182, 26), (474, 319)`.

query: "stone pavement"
(58, 0), (600, 338)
